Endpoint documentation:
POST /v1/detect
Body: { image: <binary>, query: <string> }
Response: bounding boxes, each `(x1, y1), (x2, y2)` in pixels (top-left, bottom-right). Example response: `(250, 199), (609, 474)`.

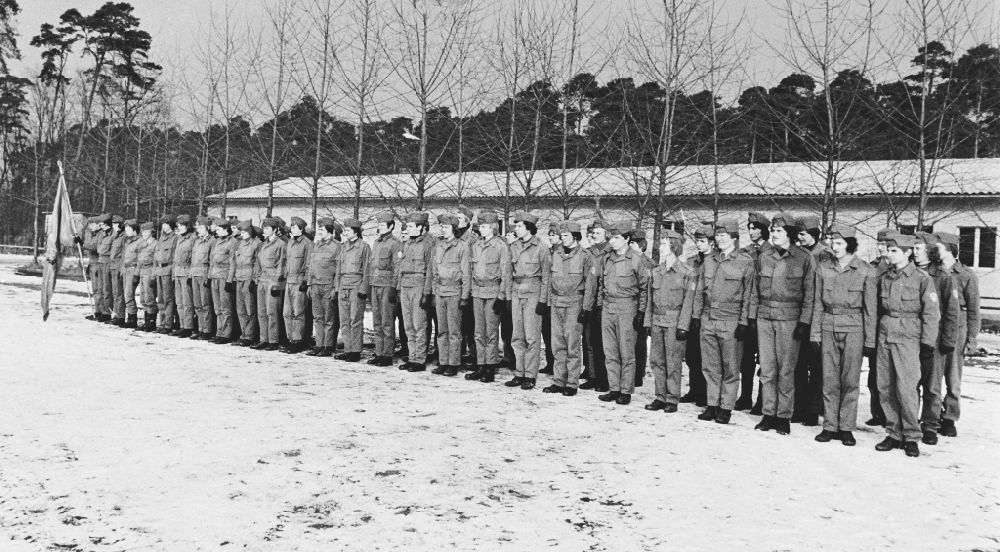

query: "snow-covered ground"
(1, 254), (998, 551)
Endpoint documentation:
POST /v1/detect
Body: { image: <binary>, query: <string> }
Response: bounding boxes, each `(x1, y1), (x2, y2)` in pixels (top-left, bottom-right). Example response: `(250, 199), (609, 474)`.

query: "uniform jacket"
(153, 232), (178, 277)
(110, 231), (126, 270)
(308, 237), (340, 286)
(97, 229), (114, 263)
(693, 248), (757, 325)
(644, 259), (695, 330)
(172, 233), (195, 279)
(137, 236), (157, 277)
(209, 235), (236, 280)
(877, 262), (940, 347)
(284, 235), (313, 284)
(756, 243), (815, 323)
(432, 237), (471, 298)
(370, 233), (402, 288)
(189, 235), (215, 278)
(397, 233), (434, 294)
(549, 245), (597, 310)
(471, 235), (511, 300)
(740, 239), (768, 273)
(924, 263), (960, 349)
(335, 238), (371, 292)
(810, 255), (877, 348)
(509, 235), (552, 302)
(255, 237), (286, 285)
(230, 237), (262, 282)
(121, 235), (141, 270)
(83, 228), (100, 259)
(598, 247), (649, 314)
(947, 261), (981, 350)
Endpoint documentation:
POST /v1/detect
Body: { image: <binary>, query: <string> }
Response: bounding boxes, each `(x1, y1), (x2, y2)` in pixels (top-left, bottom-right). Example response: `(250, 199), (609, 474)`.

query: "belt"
(552, 290), (585, 296)
(158, 262), (172, 267)
(884, 312), (919, 320)
(513, 275), (541, 283)
(824, 306), (861, 315)
(761, 300), (801, 307)
(123, 263), (137, 269)
(604, 296), (636, 303)
(401, 271), (425, 275)
(709, 301), (741, 309)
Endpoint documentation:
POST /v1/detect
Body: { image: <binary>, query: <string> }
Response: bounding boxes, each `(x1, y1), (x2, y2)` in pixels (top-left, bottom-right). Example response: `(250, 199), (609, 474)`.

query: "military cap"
(139, 221), (155, 231)
(913, 230), (935, 245)
(195, 216), (212, 226)
(214, 217), (231, 228)
(158, 214), (177, 226)
(95, 213), (111, 225)
(252, 226), (262, 238)
(513, 210), (539, 225)
(343, 217), (362, 228)
(438, 213), (459, 226)
(457, 204), (474, 222)
(375, 211), (395, 224)
(477, 210), (499, 224)
(176, 214), (192, 226)
(289, 216), (307, 229)
(607, 220), (633, 237)
(693, 223), (714, 239)
(884, 232), (915, 248)
(875, 227), (893, 241)
(111, 215), (125, 224)
(237, 220), (253, 232)
(827, 224), (855, 239)
(662, 228), (683, 240)
(317, 217), (336, 228)
(795, 215), (821, 231)
(558, 220), (582, 234)
(261, 217), (280, 229)
(124, 218), (138, 228)
(935, 232), (959, 247)
(273, 216), (286, 226)
(406, 211), (429, 225)
(770, 212), (798, 229)
(748, 212), (771, 227)
(589, 219), (608, 230)
(715, 218), (739, 234)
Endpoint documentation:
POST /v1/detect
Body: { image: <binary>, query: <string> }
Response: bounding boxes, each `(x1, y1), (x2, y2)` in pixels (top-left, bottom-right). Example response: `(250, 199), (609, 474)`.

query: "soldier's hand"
(73, 235), (84, 246)
(187, 277), (193, 285)
(632, 312), (644, 331)
(492, 299), (505, 315)
(132, 275), (140, 286)
(792, 322), (810, 341)
(578, 309), (591, 324)
(535, 302), (548, 316)
(419, 294), (431, 310)
(810, 341), (822, 355)
(270, 286), (282, 297)
(224, 281), (234, 293)
(459, 297), (469, 309)
(388, 288), (398, 304)
(863, 346), (876, 357)
(939, 344), (955, 355)
(203, 279), (211, 289)
(357, 291), (367, 300)
(919, 343), (935, 360)
(747, 318), (757, 331)
(675, 328), (688, 341)
(299, 281), (308, 293)
(248, 281), (257, 293)
(735, 324), (748, 341)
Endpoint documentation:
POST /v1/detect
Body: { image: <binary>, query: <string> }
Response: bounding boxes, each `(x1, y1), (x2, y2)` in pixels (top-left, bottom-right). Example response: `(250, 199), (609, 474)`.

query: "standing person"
(189, 216), (215, 340)
(581, 220), (610, 391)
(913, 232), (960, 445)
(395, 223), (410, 361)
(865, 227), (894, 426)
(543, 221), (598, 396)
(693, 219), (757, 424)
(210, 218), (237, 344)
(335, 218), (371, 362)
(681, 223), (714, 406)
(456, 205), (479, 369)
(95, 214), (114, 322)
(874, 232), (939, 458)
(283, 217), (313, 353)
(82, 217), (103, 321)
(540, 224), (561, 376)
(643, 229), (695, 413)
(596, 220), (649, 406)
(499, 226), (518, 371)
(810, 225), (876, 446)
(119, 219), (141, 329)
(935, 232), (981, 439)
(792, 214), (826, 425)
(230, 220), (262, 346)
(467, 210), (511, 383)
(369, 212), (403, 366)
(304, 218), (341, 357)
(630, 234), (656, 388)
(137, 222), (158, 331)
(430, 213), (472, 377)
(505, 211), (551, 390)
(736, 212), (770, 413)
(108, 216), (126, 326)
(154, 215), (179, 334)
(753, 213), (816, 436)
(253, 218), (287, 351)
(398, 212), (434, 372)
(171, 215), (196, 338)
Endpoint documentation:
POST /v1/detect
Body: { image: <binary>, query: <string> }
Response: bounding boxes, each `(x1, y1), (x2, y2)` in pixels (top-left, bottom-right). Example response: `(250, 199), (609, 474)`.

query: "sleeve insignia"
(929, 292), (938, 303)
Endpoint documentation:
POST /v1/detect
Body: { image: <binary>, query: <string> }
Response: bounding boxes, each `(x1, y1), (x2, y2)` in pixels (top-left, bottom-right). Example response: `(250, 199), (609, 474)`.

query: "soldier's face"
(378, 221), (391, 235)
(514, 221), (529, 239)
(125, 226), (136, 237)
(290, 225), (303, 237)
(830, 237), (848, 259)
(715, 232), (734, 251)
(405, 222), (420, 237)
(141, 229), (152, 239)
(877, 241), (887, 257)
(608, 234), (627, 251)
(177, 224), (188, 235)
(161, 223), (173, 234)
(660, 237), (676, 257)
(441, 224), (455, 239)
(590, 227), (606, 244)
(263, 226), (275, 239)
(936, 242), (952, 262)
(913, 243), (928, 265)
(560, 232), (575, 247)
(695, 237), (711, 254)
(748, 224), (761, 241)
(344, 227), (359, 241)
(316, 226), (329, 240)
(456, 214), (469, 228)
(479, 223), (494, 238)
(886, 246), (909, 266)
(506, 231), (516, 244)
(629, 241), (642, 253)
(771, 226), (790, 248)
(215, 227), (228, 237)
(798, 230), (814, 246)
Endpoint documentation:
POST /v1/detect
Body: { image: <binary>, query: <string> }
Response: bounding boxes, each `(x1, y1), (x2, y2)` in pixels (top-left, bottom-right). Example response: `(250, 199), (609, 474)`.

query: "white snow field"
(1, 254), (998, 551)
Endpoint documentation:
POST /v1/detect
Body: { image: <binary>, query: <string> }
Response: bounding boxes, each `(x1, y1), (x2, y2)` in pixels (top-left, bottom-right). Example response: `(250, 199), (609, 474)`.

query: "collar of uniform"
(609, 248), (632, 262)
(658, 259), (681, 272)
(894, 261), (915, 277)
(948, 261), (965, 274)
(717, 248), (740, 261)
(521, 235), (540, 249)
(441, 237), (458, 250)
(377, 232), (393, 242)
(410, 233), (427, 244)
(558, 244), (582, 258)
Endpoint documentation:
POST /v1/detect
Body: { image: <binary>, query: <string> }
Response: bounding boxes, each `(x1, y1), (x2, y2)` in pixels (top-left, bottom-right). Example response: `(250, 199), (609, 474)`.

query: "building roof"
(211, 158), (1000, 202)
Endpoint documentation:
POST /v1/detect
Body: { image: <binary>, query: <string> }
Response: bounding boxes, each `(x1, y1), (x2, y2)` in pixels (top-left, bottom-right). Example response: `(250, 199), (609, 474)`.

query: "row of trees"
(0, 0), (997, 256)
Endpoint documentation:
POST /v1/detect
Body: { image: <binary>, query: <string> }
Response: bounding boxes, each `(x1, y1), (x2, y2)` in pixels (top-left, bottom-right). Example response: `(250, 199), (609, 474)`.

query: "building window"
(662, 220), (685, 235)
(899, 224), (933, 235)
(958, 226), (997, 268)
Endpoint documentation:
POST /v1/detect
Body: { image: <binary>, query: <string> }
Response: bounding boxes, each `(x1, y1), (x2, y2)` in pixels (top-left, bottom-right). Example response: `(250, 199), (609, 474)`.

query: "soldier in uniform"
(228, 220), (261, 346)
(793, 215), (825, 425)
(190, 217), (216, 340)
(171, 215), (196, 338)
(681, 223), (714, 406)
(874, 232), (940, 458)
(500, 226), (519, 370)
(865, 227), (894, 426)
(643, 228), (695, 412)
(119, 219), (141, 329)
(467, 210), (511, 383)
(108, 215), (127, 326)
(540, 223), (561, 376)
(736, 212), (769, 413)
(137, 221), (158, 331)
(154, 215), (179, 334)
(809, 225), (876, 446)
(505, 211), (551, 390)
(94, 214), (114, 322)
(630, 233), (656, 388)
(543, 221), (597, 396)
(581, 220), (610, 392)
(82, 217), (104, 321)
(934, 232), (981, 438)
(283, 217), (313, 353)
(596, 220), (649, 406)
(210, 217), (237, 344)
(429, 213), (471, 377)
(335, 218), (371, 362)
(370, 212), (403, 366)
(398, 212), (434, 372)
(253, 218), (287, 351)
(693, 219), (757, 424)
(913, 232), (959, 445)
(456, 205), (479, 369)
(305, 218), (342, 357)
(753, 213), (815, 436)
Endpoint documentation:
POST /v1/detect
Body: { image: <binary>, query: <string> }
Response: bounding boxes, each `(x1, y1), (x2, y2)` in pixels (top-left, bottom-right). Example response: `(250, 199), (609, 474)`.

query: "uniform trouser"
(283, 283), (308, 342)
(140, 274), (158, 317)
(192, 276), (214, 334)
(551, 302), (583, 388)
(256, 281), (283, 343)
(401, 287), (428, 363)
(338, 287), (365, 353)
(942, 321), (967, 422)
(473, 297), (500, 366)
(542, 307), (554, 370)
(603, 303), (638, 394)
(435, 295), (463, 366)
(235, 280), (259, 341)
(821, 329), (863, 432)
(512, 294), (542, 379)
(758, 319), (800, 419)
(96, 262), (112, 314)
(583, 308), (607, 386)
(396, 301), (407, 355)
(372, 286), (396, 357)
(122, 269), (139, 315)
(739, 326), (759, 401)
(876, 329), (922, 442)
(866, 349), (885, 421)
(701, 318), (742, 410)
(501, 302), (515, 365)
(110, 268), (125, 318)
(461, 300), (477, 364)
(634, 327), (648, 386)
(156, 274), (176, 328)
(211, 279), (234, 338)
(88, 259), (103, 313)
(918, 346), (945, 430)
(175, 276), (195, 330)
(650, 325), (685, 404)
(685, 324), (706, 400)
(795, 338), (824, 416)
(309, 284), (338, 348)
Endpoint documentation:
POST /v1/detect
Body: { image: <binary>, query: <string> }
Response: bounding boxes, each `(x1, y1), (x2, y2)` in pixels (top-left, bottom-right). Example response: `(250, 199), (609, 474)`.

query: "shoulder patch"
(929, 292), (938, 303)
(398, 251), (404, 258)
(952, 288), (958, 299)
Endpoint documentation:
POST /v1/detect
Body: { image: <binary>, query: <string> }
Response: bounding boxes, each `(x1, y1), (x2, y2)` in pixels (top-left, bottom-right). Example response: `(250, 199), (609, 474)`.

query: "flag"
(40, 169), (79, 321)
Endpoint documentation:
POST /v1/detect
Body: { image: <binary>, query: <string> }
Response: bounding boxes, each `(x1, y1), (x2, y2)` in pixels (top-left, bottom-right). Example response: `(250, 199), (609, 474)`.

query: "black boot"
(465, 365), (484, 380)
(775, 418), (791, 435)
(598, 391), (621, 402)
(875, 436), (901, 451)
(542, 384), (565, 394)
(714, 408), (732, 424)
(697, 406), (718, 421)
(443, 365), (458, 377)
(938, 419), (957, 437)
(519, 377), (535, 390)
(754, 415), (775, 431)
(504, 376), (523, 387)
(125, 314), (138, 329)
(479, 365), (495, 383)
(317, 347), (333, 357)
(815, 430), (839, 442)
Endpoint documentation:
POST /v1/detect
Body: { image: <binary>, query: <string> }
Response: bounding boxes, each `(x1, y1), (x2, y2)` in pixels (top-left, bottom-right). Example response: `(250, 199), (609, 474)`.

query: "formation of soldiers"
(77, 209), (981, 458)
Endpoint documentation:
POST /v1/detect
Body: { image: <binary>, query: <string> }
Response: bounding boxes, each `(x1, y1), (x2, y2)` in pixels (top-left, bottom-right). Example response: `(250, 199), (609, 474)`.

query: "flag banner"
(41, 170), (80, 321)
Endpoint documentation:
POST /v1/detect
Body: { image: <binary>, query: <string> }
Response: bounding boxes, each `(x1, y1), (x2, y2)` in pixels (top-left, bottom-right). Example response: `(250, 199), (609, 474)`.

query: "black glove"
(73, 235), (84, 246)
(735, 324), (748, 340)
(270, 286), (281, 297)
(493, 299), (505, 315)
(357, 291), (367, 300)
(388, 288), (398, 304)
(420, 294), (432, 310)
(810, 341), (822, 355)
(792, 322), (810, 341)
(299, 281), (308, 293)
(747, 318), (757, 331)
(535, 302), (548, 316)
(203, 279), (211, 289)
(939, 344), (955, 355)
(863, 346), (876, 357)
(919, 343), (935, 360)
(150, 279), (157, 292)
(689, 318), (700, 334)
(224, 282), (234, 293)
(132, 275), (140, 286)
(332, 291), (339, 302)
(675, 328), (689, 341)
(459, 297), (469, 308)
(633, 312), (645, 331)
(249, 281), (257, 293)
(578, 309), (591, 324)
(187, 277), (192, 284)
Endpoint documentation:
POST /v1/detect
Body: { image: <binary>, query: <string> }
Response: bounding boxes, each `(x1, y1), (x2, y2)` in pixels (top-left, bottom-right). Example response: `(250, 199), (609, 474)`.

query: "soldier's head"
(289, 217), (307, 237)
(176, 215), (191, 235)
(827, 225), (855, 259)
(513, 211), (538, 240)
(607, 221), (633, 253)
(456, 205), (473, 229)
(159, 214), (177, 235)
(769, 213), (799, 249)
(111, 215), (124, 233)
(694, 223), (714, 254)
(238, 220), (254, 240)
(437, 214), (458, 239)
(588, 220), (607, 245)
(934, 233), (959, 264)
(140, 221), (155, 239)
(913, 231), (934, 265)
(748, 212), (770, 242)
(342, 218), (362, 242)
(884, 233), (914, 268)
(377, 211), (395, 235)
(558, 221), (582, 248)
(124, 219), (139, 237)
(214, 217), (231, 237)
(478, 211), (499, 239)
(875, 227), (893, 258)
(96, 214), (111, 231)
(660, 229), (684, 259)
(629, 235), (646, 255)
(87, 217), (99, 232)
(505, 227), (517, 244)
(405, 211), (429, 239)
(714, 219), (739, 252)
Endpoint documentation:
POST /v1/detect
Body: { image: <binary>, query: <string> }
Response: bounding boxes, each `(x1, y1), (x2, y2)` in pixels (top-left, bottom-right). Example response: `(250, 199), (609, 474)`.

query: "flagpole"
(58, 161), (96, 314)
